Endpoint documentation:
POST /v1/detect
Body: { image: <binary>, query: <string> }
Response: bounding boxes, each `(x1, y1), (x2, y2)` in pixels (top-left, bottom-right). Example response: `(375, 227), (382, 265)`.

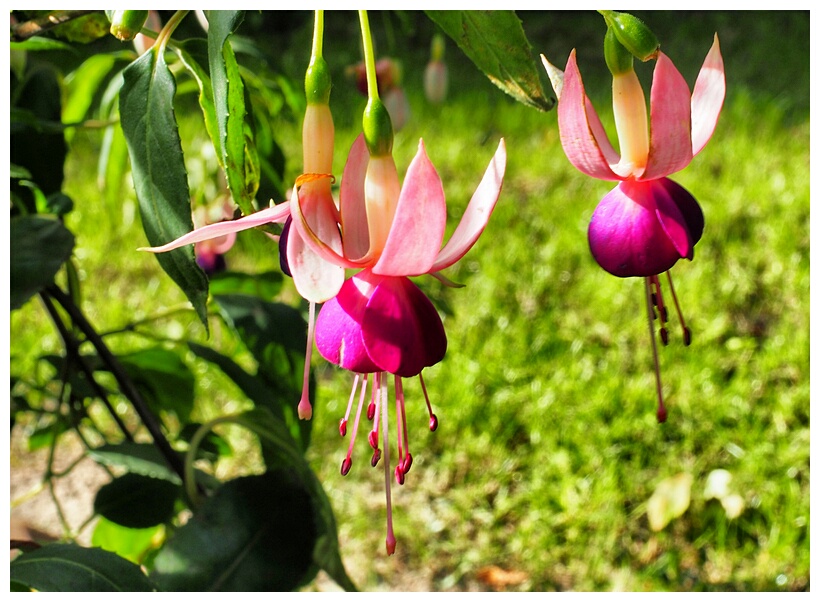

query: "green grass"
(10, 10), (809, 592)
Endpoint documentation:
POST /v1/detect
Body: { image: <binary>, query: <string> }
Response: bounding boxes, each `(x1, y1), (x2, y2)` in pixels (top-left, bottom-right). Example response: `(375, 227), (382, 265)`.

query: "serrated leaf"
(426, 10), (554, 112)
(95, 473), (180, 528)
(117, 347), (195, 423)
(10, 216), (75, 310)
(88, 442), (183, 484)
(119, 48), (209, 329)
(10, 543), (157, 592)
(206, 10), (259, 216)
(151, 470), (318, 591)
(92, 516), (165, 565)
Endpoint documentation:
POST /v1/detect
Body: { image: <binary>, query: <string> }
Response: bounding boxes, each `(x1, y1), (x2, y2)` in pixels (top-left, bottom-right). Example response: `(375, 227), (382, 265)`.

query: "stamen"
(665, 271), (692, 346)
(339, 373), (361, 437)
(368, 372), (382, 453)
(341, 374), (369, 476)
(650, 275), (669, 346)
(419, 372), (439, 431)
(644, 277), (667, 423)
(380, 372), (397, 555)
(394, 376), (411, 482)
(297, 302), (317, 420)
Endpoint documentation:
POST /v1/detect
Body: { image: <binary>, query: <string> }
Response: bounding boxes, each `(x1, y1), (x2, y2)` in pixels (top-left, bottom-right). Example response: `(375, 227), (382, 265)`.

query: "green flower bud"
(600, 10), (660, 62)
(106, 10), (149, 42)
(604, 27), (633, 76)
(363, 97), (393, 157)
(305, 55), (332, 106)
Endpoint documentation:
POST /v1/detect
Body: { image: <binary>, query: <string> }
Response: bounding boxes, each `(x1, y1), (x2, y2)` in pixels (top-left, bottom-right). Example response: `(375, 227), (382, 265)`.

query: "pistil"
(297, 302), (317, 420)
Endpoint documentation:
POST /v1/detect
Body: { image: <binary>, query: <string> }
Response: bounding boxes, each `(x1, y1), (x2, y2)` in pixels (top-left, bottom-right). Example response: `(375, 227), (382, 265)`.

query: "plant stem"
(10, 10), (97, 42)
(156, 10), (189, 54)
(358, 10), (380, 101)
(45, 285), (187, 485)
(312, 10), (324, 58)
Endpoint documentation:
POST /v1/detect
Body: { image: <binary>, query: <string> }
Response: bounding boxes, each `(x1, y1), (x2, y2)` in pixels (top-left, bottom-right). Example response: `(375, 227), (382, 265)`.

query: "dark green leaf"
(45, 192), (74, 215)
(95, 473), (180, 528)
(10, 216), (74, 310)
(206, 10), (259, 216)
(188, 341), (310, 453)
(10, 37), (75, 52)
(151, 470), (318, 591)
(88, 442), (182, 485)
(425, 10), (554, 111)
(10, 543), (157, 592)
(208, 270), (283, 299)
(118, 347), (195, 423)
(120, 48), (209, 329)
(91, 516), (164, 565)
(173, 40), (221, 159)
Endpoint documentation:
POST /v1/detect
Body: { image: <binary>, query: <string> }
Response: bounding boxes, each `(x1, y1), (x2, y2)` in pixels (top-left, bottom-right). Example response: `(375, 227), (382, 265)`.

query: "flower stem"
(358, 10), (380, 101)
(155, 10), (188, 54)
(312, 10), (324, 58)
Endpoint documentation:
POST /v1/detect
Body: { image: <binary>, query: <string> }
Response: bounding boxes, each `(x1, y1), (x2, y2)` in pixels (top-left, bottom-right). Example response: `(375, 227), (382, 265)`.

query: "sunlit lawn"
(10, 10), (809, 591)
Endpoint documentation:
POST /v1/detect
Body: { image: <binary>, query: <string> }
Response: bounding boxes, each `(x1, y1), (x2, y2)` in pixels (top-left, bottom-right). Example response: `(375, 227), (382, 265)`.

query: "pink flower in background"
(192, 200), (236, 275)
(543, 35), (725, 421)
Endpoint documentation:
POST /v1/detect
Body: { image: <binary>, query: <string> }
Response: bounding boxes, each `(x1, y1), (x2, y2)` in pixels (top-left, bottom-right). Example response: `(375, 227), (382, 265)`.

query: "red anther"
(660, 327), (669, 346)
(394, 465), (405, 485)
(339, 418), (347, 437)
(683, 326), (692, 346)
(340, 457), (352, 476)
(661, 307), (669, 322)
(367, 402), (376, 421)
(401, 453), (413, 474)
(429, 414), (439, 431)
(657, 405), (668, 424)
(368, 430), (379, 449)
(371, 448), (382, 467)
(651, 293), (658, 307)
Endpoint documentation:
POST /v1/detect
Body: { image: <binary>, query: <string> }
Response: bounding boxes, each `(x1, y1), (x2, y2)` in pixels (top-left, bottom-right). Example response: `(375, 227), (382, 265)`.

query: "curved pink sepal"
(691, 34), (726, 157)
(287, 188), (345, 303)
(138, 203), (290, 253)
(432, 138), (507, 272)
(641, 52), (694, 181)
(362, 275), (447, 378)
(339, 134), (371, 261)
(373, 140), (446, 276)
(558, 51), (621, 182)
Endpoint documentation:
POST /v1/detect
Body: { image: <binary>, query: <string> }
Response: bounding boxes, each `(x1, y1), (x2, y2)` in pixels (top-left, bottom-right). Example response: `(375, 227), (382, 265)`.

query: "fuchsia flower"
(542, 35), (725, 421)
(291, 134), (506, 554)
(191, 201), (237, 275)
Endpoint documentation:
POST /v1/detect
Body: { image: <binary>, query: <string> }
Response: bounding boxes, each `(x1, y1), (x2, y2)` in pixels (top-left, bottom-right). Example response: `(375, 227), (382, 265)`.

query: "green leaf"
(173, 40), (221, 161)
(150, 470), (319, 591)
(187, 341), (310, 453)
(10, 543), (157, 592)
(425, 10), (554, 112)
(92, 516), (164, 565)
(10, 37), (75, 52)
(88, 442), (183, 485)
(117, 347), (195, 423)
(94, 473), (181, 529)
(119, 48), (209, 329)
(206, 10), (259, 216)
(10, 215), (74, 310)
(63, 53), (117, 135)
(208, 270), (283, 299)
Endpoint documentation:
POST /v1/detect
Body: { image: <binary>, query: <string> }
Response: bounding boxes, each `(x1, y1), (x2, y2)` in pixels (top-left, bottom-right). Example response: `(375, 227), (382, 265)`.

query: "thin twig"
(11, 10), (99, 42)
(45, 285), (188, 485)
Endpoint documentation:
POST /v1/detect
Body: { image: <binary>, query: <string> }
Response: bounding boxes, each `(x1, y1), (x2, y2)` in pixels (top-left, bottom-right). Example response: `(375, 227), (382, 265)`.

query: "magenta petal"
(558, 51), (621, 181)
(587, 180), (683, 278)
(339, 134), (371, 261)
(652, 179), (694, 260)
(373, 139), (447, 277)
(641, 52), (693, 181)
(691, 34), (726, 157)
(139, 203), (290, 253)
(362, 275), (447, 378)
(432, 139), (507, 272)
(315, 273), (380, 374)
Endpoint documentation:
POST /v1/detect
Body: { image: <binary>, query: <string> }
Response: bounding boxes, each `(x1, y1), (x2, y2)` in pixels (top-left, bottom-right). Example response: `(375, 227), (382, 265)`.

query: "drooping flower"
(292, 134), (506, 553)
(542, 33), (725, 421)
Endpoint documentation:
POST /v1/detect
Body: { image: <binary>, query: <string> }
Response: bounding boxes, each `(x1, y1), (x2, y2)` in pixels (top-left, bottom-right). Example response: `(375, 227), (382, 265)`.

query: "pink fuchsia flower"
(424, 34), (448, 104)
(542, 35), (725, 421)
(292, 135), (506, 554)
(192, 200), (237, 275)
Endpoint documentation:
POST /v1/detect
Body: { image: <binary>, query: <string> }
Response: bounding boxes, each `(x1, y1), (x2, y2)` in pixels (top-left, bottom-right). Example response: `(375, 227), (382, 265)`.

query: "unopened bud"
(600, 10), (660, 62)
(107, 10), (149, 42)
